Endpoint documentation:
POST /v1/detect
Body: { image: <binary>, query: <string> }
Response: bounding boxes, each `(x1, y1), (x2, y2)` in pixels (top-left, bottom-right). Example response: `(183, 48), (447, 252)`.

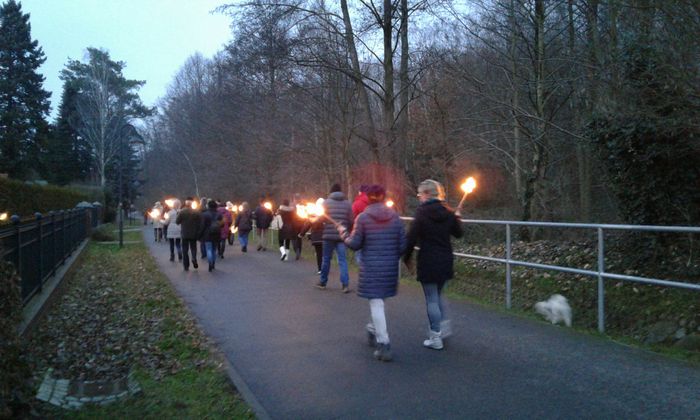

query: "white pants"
(369, 299), (389, 344)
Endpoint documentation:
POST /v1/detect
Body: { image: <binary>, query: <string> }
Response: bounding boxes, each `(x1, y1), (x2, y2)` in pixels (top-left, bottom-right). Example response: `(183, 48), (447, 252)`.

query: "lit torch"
(386, 199), (395, 208)
(457, 177), (477, 210)
(263, 201), (272, 211)
(164, 199), (175, 208)
(191, 201), (199, 210)
(296, 204), (309, 219)
(149, 208), (161, 219)
(0, 213), (7, 221)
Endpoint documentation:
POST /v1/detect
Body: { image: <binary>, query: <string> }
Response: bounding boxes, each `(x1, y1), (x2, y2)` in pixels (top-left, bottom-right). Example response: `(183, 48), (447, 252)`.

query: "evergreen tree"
(0, 0), (51, 178)
(42, 82), (90, 184)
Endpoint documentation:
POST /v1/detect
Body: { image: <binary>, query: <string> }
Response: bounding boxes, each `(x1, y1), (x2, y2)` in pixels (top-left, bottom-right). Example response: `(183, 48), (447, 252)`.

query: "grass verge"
(30, 228), (254, 418)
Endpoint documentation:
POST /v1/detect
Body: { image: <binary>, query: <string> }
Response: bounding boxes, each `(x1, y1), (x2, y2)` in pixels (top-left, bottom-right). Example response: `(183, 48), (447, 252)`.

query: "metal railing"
(401, 217), (700, 333)
(0, 208), (98, 306)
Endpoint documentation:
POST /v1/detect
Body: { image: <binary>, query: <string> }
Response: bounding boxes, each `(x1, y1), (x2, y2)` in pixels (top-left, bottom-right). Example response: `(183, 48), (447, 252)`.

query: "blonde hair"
(172, 199), (182, 210)
(418, 179), (445, 201)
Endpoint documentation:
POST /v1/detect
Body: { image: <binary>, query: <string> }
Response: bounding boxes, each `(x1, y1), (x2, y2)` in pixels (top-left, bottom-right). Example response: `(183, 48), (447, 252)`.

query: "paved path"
(145, 229), (700, 419)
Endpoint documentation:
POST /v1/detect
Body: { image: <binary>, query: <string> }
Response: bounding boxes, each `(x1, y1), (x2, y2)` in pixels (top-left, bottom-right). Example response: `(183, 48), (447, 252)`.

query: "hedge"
(0, 178), (97, 220)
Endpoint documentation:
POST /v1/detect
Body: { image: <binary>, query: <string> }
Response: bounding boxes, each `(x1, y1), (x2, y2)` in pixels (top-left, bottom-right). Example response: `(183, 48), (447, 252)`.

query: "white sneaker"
(423, 330), (443, 350)
(440, 320), (452, 339)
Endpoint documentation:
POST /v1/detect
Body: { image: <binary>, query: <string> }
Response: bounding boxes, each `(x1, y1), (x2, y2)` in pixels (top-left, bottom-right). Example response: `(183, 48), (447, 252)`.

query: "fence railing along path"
(401, 216), (700, 333)
(1, 205), (101, 306)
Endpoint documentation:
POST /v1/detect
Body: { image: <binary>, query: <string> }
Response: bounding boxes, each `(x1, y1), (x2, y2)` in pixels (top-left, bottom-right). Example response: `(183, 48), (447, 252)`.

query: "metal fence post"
(11, 215), (21, 279)
(506, 223), (512, 309)
(48, 211), (56, 276)
(36, 212), (43, 290)
(597, 227), (605, 333)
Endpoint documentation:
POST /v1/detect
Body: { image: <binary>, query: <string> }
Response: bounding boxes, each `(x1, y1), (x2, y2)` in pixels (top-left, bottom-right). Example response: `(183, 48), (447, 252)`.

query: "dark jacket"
(253, 205), (273, 229)
(201, 209), (223, 242)
(403, 199), (464, 285)
(176, 208), (202, 240)
(277, 205), (296, 241)
(344, 203), (406, 299)
(322, 191), (353, 242)
(300, 217), (324, 245)
(235, 209), (253, 234)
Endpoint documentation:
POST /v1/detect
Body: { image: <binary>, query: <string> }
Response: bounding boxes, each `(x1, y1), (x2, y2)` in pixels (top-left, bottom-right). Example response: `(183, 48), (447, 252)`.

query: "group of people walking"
(147, 178), (463, 363)
(313, 180), (463, 361)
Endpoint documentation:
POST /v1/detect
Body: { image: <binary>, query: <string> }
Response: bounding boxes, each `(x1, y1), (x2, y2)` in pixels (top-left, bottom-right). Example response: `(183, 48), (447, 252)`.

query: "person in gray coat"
(317, 183), (354, 292)
(338, 185), (406, 361)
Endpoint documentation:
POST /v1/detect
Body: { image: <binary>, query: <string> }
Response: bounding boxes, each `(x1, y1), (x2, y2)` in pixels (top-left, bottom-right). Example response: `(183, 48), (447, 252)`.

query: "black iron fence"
(0, 204), (101, 306)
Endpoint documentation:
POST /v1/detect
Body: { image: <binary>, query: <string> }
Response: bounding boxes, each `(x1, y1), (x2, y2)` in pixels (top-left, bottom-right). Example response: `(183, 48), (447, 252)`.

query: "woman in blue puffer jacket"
(339, 184), (406, 362)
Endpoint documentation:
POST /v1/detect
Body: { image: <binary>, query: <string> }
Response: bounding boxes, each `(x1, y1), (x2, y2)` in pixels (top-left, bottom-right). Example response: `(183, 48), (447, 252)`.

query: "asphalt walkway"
(145, 229), (700, 419)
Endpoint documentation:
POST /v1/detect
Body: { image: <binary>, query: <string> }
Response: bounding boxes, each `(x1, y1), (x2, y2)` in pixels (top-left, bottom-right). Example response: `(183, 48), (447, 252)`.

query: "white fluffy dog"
(534, 294), (572, 327)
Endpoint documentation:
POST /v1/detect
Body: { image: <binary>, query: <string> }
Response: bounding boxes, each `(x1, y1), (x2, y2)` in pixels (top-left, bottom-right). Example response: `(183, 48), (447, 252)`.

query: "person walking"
(299, 209), (325, 274)
(176, 197), (202, 271)
(201, 200), (223, 272)
(217, 202), (233, 258)
(352, 184), (370, 218)
(234, 202), (253, 253)
(277, 200), (296, 261)
(317, 183), (353, 292)
(403, 179), (464, 350)
(337, 185), (406, 361)
(253, 197), (273, 251)
(164, 199), (183, 262)
(152, 201), (164, 242)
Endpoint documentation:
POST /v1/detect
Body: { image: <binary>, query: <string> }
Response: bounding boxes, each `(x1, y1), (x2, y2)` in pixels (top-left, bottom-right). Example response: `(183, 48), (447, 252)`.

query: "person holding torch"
(337, 184), (406, 362)
(403, 179), (465, 350)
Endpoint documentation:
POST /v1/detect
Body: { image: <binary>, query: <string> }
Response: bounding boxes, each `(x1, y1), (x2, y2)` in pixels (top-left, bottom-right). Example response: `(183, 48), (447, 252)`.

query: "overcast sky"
(19, 0), (234, 119)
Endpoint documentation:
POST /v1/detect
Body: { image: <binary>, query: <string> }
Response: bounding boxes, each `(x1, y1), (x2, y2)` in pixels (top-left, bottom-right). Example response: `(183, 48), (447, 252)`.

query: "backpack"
(208, 216), (222, 236)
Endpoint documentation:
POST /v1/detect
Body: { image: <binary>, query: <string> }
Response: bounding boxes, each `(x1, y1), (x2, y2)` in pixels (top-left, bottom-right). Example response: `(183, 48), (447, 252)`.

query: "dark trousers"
(278, 238), (290, 249)
(169, 237), (182, 259)
(182, 239), (198, 269)
(313, 243), (322, 271)
(200, 240), (206, 259)
(218, 239), (226, 257)
(293, 237), (303, 259)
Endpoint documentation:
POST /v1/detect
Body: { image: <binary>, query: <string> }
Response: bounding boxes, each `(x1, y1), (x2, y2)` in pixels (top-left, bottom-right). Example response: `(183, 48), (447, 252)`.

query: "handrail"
(400, 216), (700, 333)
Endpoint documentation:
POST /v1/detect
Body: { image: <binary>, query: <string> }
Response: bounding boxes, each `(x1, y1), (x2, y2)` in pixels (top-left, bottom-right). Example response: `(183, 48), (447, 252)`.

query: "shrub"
(0, 178), (93, 220)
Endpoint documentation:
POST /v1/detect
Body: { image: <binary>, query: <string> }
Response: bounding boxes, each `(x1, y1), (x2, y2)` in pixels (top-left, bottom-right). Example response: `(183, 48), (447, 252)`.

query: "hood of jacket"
(364, 202), (396, 223)
(420, 199), (452, 222)
(328, 191), (346, 201)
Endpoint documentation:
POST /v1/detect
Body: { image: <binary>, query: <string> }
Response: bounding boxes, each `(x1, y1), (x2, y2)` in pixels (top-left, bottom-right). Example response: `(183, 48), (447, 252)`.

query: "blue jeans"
(422, 282), (446, 332)
(204, 241), (216, 266)
(320, 240), (349, 286)
(239, 232), (249, 248)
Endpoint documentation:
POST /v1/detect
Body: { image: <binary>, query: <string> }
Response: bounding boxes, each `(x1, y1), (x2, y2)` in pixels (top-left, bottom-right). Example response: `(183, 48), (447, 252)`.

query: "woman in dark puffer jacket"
(403, 179), (464, 351)
(339, 185), (406, 362)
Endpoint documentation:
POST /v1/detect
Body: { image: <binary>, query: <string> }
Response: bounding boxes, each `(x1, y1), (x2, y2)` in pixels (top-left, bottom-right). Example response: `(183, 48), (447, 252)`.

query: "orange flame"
(461, 177), (477, 194)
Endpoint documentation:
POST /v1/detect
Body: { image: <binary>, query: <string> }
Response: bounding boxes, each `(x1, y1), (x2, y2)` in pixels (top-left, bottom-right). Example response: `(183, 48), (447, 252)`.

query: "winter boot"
(423, 330), (443, 350)
(279, 246), (286, 260)
(283, 249), (289, 261)
(373, 343), (393, 362)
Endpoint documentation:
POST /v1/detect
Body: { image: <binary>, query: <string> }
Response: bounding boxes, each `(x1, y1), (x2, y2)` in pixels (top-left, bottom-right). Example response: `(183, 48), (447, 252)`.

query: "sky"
(18, 0), (234, 119)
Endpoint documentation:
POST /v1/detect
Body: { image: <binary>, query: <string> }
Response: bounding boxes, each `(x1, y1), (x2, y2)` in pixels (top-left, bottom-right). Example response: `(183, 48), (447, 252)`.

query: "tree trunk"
(399, 0), (410, 183)
(381, 0), (396, 185)
(340, 0), (380, 169)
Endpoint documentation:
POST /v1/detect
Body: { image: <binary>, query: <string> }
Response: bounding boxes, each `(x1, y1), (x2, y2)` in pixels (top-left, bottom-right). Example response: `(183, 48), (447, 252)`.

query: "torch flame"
(386, 199), (395, 208)
(315, 198), (325, 216)
(164, 199), (175, 208)
(164, 212), (170, 220)
(149, 209), (161, 219)
(191, 201), (199, 210)
(263, 202), (272, 210)
(461, 177), (477, 194)
(238, 205), (244, 212)
(0, 213), (7, 221)
(296, 204), (309, 219)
